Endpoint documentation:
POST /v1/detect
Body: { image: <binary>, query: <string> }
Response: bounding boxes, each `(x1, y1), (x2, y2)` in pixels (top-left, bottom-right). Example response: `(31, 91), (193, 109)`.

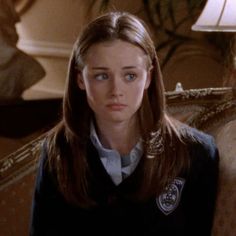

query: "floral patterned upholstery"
(0, 87), (236, 236)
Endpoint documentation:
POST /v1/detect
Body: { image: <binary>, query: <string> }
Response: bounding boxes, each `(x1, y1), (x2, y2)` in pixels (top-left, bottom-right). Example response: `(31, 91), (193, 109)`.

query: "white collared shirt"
(90, 123), (143, 185)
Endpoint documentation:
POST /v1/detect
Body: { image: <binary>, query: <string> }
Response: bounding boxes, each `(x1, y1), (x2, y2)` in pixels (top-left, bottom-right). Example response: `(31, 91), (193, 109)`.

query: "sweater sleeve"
(184, 134), (219, 236)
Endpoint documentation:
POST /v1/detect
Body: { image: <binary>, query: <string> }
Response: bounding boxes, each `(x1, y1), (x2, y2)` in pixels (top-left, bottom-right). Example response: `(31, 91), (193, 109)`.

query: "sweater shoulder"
(180, 125), (218, 162)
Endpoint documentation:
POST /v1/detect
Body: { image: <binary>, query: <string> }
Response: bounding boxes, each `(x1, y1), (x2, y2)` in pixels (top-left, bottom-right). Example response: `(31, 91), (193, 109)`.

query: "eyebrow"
(122, 66), (137, 69)
(91, 67), (109, 70)
(91, 66), (138, 70)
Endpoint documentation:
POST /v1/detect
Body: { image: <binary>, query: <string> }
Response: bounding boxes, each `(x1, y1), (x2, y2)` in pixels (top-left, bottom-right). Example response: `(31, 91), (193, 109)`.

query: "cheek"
(84, 83), (103, 102)
(144, 71), (152, 89)
(137, 78), (149, 94)
(145, 77), (151, 89)
(130, 82), (147, 104)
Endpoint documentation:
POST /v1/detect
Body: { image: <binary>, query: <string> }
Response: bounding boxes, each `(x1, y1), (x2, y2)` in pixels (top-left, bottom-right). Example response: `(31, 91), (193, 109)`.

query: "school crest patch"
(156, 177), (185, 215)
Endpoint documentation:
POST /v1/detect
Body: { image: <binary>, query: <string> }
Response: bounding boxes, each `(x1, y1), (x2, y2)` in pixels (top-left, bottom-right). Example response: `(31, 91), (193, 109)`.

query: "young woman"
(30, 11), (219, 236)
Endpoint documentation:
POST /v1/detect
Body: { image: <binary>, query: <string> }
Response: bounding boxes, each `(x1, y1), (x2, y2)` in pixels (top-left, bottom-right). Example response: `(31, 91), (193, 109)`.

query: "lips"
(106, 103), (127, 111)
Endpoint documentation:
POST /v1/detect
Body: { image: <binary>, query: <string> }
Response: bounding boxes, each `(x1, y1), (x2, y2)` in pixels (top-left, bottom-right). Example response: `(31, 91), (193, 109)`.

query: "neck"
(95, 117), (140, 155)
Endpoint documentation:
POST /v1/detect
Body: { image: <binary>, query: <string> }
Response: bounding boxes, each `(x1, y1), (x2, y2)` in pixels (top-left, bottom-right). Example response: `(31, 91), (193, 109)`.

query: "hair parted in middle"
(47, 11), (190, 207)
(64, 11), (166, 142)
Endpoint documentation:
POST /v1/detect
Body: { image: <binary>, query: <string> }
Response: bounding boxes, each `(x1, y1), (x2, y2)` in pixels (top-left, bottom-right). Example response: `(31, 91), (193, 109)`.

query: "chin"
(108, 114), (134, 123)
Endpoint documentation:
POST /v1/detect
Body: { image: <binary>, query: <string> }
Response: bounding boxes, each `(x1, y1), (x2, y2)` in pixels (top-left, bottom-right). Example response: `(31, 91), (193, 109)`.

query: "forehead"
(84, 40), (148, 67)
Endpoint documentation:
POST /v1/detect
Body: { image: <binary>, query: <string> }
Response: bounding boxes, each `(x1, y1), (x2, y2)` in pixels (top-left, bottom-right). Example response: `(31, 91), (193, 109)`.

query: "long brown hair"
(46, 11), (191, 207)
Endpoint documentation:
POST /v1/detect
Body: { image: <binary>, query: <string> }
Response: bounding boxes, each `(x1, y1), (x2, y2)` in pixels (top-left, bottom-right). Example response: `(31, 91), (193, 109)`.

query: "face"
(77, 40), (152, 125)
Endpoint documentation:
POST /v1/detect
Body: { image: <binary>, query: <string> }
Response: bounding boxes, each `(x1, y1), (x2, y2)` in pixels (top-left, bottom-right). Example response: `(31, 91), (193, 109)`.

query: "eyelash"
(125, 73), (137, 81)
(94, 73), (109, 81)
(93, 73), (137, 81)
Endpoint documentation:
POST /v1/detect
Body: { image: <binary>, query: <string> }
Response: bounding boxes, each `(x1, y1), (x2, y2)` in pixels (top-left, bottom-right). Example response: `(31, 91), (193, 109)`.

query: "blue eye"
(125, 73), (136, 81)
(94, 73), (109, 81)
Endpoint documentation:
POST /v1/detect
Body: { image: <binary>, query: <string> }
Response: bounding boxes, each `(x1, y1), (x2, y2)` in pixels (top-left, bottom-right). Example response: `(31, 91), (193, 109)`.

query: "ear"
(77, 72), (86, 90)
(144, 66), (153, 89)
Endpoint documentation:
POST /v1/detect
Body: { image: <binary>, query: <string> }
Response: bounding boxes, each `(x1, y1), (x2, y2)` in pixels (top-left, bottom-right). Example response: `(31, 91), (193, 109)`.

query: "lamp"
(192, 0), (236, 32)
(191, 0), (236, 87)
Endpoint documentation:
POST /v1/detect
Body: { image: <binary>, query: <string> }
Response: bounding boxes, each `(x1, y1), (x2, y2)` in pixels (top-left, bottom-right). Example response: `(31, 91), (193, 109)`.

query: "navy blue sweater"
(29, 128), (219, 236)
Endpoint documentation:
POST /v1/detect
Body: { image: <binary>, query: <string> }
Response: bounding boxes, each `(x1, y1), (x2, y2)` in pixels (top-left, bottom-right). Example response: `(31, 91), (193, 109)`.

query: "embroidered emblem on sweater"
(156, 177), (185, 215)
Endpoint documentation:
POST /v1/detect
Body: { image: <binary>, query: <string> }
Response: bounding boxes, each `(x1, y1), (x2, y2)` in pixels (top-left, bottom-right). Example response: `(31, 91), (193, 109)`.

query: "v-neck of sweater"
(89, 122), (143, 185)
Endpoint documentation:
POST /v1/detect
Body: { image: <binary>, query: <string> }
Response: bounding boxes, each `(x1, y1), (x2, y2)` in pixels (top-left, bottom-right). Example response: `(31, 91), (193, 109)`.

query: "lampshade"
(192, 0), (236, 32)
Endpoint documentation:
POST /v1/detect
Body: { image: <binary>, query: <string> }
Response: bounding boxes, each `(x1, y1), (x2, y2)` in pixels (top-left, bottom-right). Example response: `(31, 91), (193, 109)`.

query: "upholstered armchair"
(167, 86), (236, 235)
(1, 86), (236, 235)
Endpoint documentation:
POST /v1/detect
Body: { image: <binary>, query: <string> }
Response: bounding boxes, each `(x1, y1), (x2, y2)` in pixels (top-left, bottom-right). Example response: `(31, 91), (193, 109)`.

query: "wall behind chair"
(16, 0), (86, 98)
(16, 0), (224, 99)
(17, 0), (147, 98)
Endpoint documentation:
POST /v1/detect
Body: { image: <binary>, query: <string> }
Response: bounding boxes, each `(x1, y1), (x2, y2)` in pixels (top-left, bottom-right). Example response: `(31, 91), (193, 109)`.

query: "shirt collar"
(90, 121), (143, 157)
(90, 121), (144, 185)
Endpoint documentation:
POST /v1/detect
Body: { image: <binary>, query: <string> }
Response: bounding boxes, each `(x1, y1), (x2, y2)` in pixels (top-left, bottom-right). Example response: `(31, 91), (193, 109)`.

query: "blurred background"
(0, 0), (236, 235)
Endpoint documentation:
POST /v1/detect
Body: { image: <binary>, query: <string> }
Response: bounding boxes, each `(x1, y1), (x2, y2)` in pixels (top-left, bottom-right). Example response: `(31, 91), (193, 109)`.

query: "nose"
(110, 77), (123, 97)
